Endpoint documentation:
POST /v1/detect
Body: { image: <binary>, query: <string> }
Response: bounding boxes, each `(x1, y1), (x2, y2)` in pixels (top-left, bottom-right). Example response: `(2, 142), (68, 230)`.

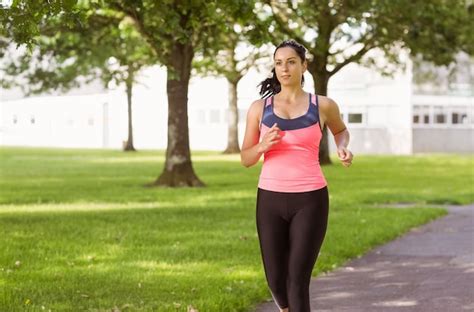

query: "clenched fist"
(337, 146), (353, 167)
(258, 123), (282, 153)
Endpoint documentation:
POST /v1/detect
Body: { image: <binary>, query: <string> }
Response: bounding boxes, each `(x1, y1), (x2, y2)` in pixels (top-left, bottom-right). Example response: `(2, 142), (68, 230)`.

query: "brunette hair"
(257, 39), (307, 98)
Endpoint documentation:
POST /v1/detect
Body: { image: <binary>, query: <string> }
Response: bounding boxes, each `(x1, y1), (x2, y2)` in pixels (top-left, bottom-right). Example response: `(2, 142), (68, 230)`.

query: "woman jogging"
(240, 39), (353, 312)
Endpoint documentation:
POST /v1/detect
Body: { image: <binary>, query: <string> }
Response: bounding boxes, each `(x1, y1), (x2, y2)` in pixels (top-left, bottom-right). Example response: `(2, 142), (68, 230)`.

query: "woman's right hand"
(258, 123), (282, 153)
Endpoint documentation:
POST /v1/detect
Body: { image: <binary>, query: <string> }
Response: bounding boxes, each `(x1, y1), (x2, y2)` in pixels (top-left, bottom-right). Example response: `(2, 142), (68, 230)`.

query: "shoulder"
(250, 98), (266, 109)
(317, 95), (339, 113)
(247, 98), (266, 119)
(315, 95), (341, 123)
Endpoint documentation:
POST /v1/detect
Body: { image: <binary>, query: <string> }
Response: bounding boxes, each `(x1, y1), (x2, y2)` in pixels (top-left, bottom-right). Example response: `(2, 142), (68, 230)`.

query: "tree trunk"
(123, 68), (136, 152)
(313, 71), (332, 165)
(223, 79), (240, 154)
(153, 42), (205, 187)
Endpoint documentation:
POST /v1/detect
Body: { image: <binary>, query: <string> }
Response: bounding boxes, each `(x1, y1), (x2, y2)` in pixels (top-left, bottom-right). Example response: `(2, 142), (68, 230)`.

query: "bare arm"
(334, 127), (350, 150)
(240, 100), (282, 167)
(240, 100), (265, 167)
(320, 97), (353, 167)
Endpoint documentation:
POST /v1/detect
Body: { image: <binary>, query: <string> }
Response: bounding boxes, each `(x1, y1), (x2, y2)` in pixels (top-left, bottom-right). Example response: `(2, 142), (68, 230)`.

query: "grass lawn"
(0, 147), (472, 311)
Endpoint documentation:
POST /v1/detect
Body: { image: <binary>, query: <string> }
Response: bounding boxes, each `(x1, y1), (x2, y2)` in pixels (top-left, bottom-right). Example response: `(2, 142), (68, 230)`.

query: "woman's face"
(274, 46), (307, 86)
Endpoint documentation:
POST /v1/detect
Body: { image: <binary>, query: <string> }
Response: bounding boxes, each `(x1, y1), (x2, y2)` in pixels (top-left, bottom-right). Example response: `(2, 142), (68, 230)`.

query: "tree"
(1, 8), (155, 152)
(2, 1), (256, 186)
(109, 0), (255, 186)
(257, 0), (472, 164)
(95, 16), (156, 151)
(193, 26), (270, 154)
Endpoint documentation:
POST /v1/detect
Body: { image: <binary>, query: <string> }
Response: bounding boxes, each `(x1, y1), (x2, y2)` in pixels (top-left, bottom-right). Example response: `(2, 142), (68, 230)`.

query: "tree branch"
(328, 42), (373, 77)
(284, 0), (314, 31)
(109, 2), (160, 58)
(328, 31), (372, 57)
(267, 0), (307, 46)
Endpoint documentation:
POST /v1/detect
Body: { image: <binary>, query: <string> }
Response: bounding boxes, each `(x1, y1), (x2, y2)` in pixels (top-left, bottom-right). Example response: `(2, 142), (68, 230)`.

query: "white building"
(1, 54), (472, 155)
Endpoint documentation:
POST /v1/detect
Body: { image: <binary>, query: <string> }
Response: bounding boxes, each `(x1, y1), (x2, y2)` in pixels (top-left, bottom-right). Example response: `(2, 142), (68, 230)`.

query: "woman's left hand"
(337, 146), (353, 167)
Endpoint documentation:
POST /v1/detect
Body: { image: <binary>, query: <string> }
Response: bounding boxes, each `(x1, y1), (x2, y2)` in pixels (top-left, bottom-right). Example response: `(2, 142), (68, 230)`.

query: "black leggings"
(256, 186), (329, 312)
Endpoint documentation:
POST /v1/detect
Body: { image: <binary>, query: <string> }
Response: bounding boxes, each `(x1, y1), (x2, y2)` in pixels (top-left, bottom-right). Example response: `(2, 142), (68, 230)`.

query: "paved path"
(255, 204), (474, 312)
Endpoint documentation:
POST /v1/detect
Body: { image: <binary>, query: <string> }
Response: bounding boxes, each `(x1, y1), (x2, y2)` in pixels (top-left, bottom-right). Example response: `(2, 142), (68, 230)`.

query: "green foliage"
(0, 0), (84, 48)
(256, 0), (472, 78)
(105, 1), (255, 61)
(2, 1), (471, 86)
(192, 24), (270, 83)
(1, 3), (155, 95)
(404, 0), (473, 65)
(2, 1), (259, 92)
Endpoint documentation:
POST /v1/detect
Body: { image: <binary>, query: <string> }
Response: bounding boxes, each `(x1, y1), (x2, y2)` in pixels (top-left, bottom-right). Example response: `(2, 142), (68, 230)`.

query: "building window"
(452, 112), (468, 124)
(348, 113), (363, 124)
(414, 105), (471, 126)
(413, 105), (431, 124)
(435, 114), (446, 123)
(433, 106), (446, 124)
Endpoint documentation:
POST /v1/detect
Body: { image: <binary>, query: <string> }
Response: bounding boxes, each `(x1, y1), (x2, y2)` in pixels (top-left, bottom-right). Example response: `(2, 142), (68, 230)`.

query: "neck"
(277, 86), (306, 102)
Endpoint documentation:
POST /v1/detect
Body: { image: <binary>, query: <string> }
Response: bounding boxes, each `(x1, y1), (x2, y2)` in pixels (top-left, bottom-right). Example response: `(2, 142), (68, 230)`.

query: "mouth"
(281, 75), (291, 79)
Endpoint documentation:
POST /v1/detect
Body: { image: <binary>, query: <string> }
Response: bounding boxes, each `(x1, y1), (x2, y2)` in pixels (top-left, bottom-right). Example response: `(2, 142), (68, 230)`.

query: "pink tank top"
(258, 93), (327, 193)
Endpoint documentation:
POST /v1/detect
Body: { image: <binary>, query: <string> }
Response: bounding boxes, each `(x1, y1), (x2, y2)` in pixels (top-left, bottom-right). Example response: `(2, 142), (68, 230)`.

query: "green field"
(0, 147), (472, 311)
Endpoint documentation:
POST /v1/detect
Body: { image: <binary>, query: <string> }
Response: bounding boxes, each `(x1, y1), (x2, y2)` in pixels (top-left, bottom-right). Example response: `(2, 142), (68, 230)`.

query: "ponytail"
(257, 68), (281, 99)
